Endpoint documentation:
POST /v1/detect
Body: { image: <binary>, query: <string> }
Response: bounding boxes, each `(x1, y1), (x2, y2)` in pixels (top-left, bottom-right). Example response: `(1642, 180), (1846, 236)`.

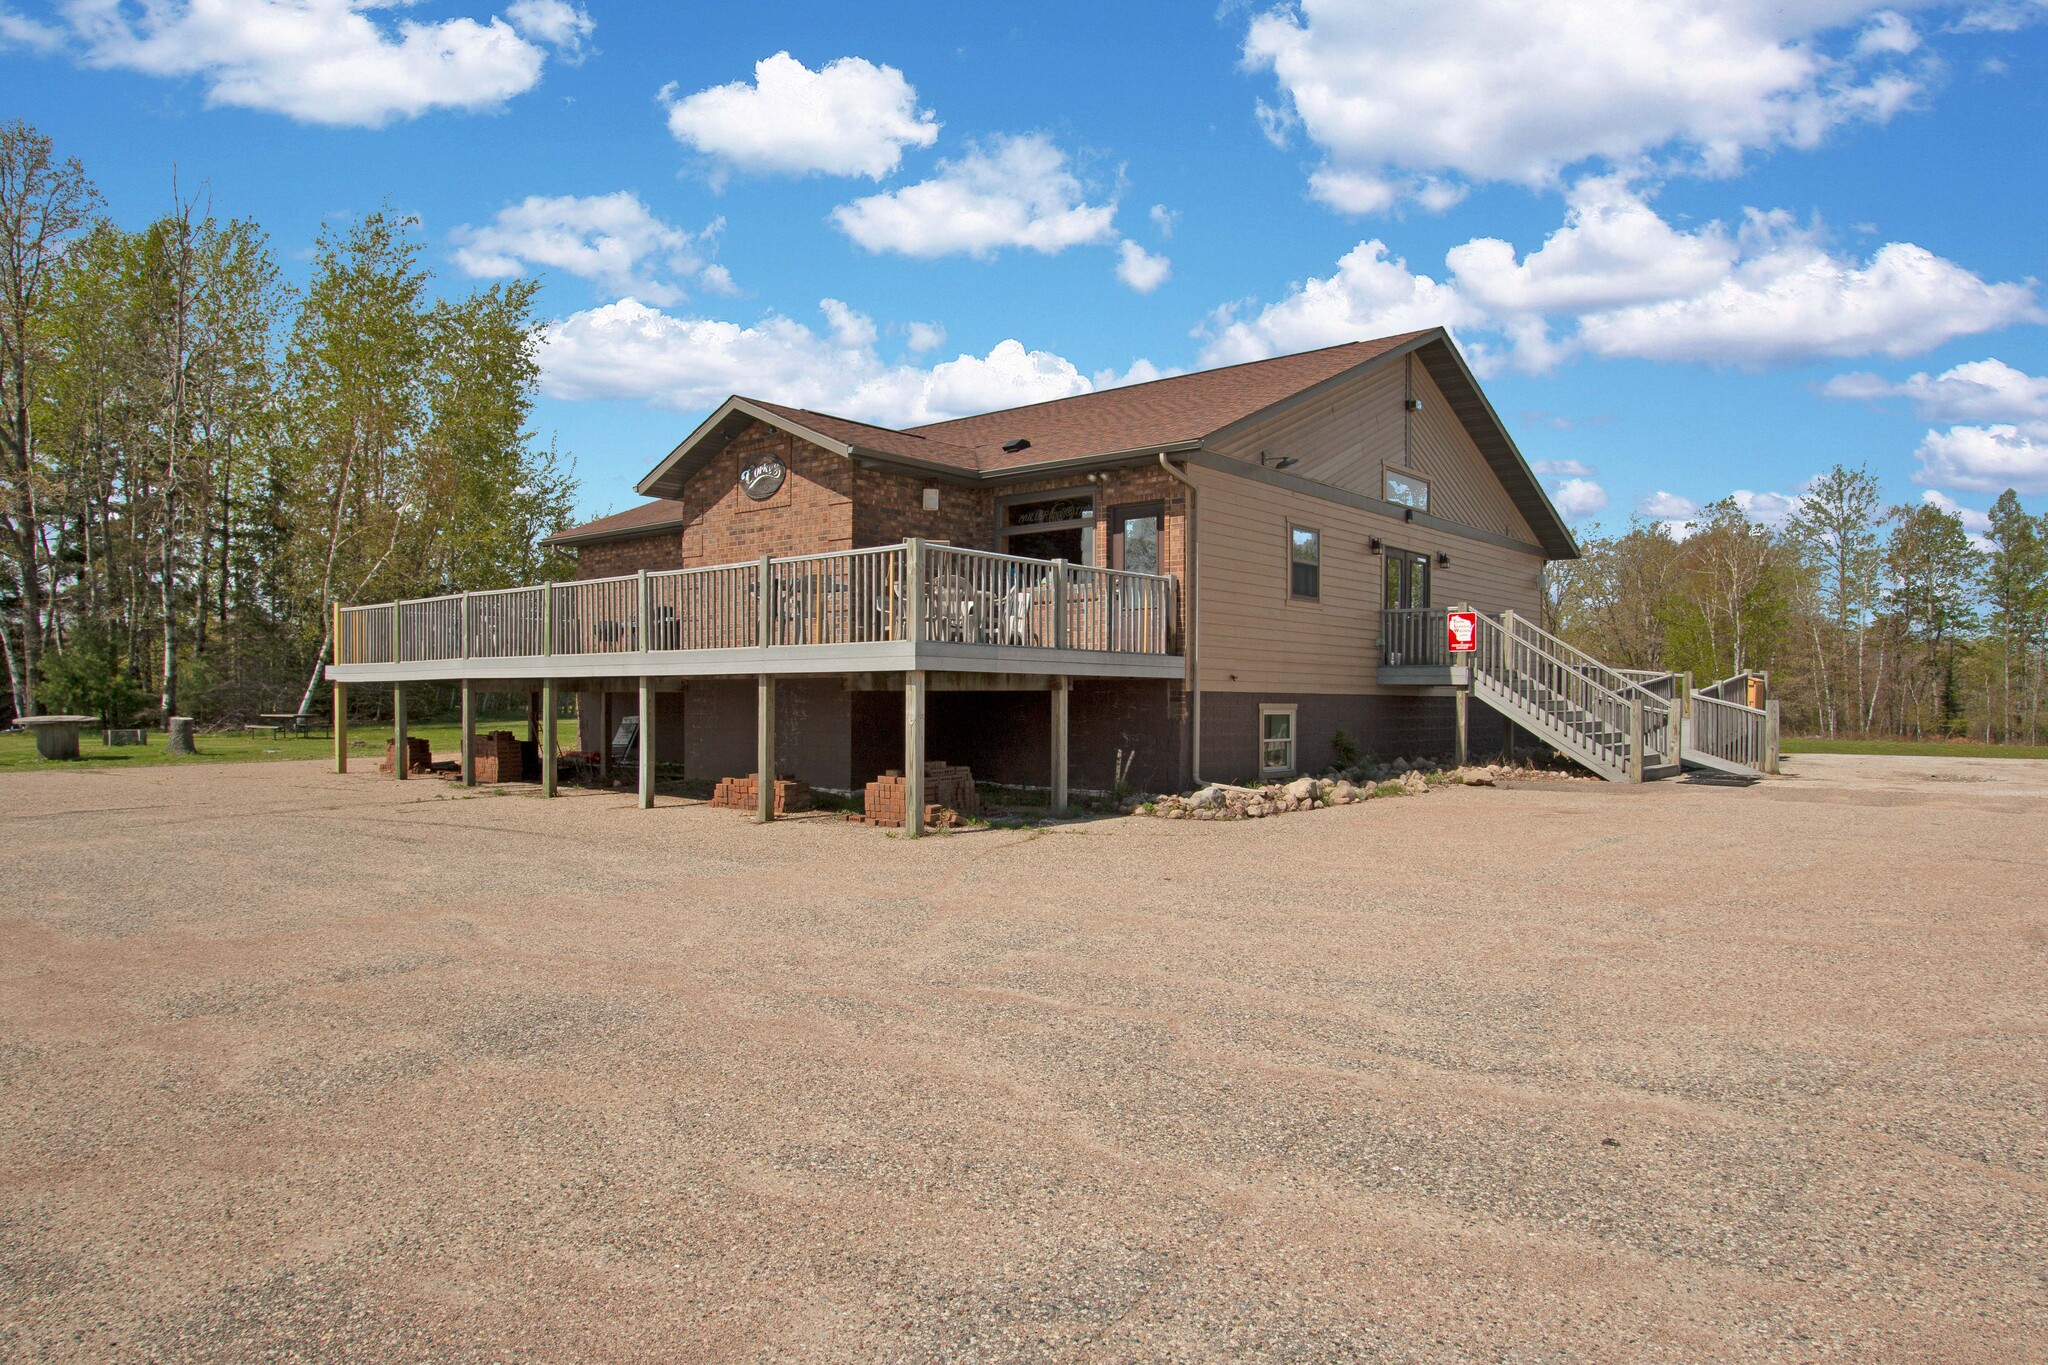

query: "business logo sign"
(1446, 610), (1478, 653)
(738, 456), (786, 501)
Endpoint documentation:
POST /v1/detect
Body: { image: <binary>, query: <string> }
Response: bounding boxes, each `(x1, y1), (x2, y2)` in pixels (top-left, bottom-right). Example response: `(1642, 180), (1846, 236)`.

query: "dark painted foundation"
(576, 680), (1515, 796)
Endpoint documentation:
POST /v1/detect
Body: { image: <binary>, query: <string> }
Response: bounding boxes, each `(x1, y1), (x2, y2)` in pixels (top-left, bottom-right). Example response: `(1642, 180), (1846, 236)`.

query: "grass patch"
(1782, 736), (2048, 761)
(0, 714), (580, 774)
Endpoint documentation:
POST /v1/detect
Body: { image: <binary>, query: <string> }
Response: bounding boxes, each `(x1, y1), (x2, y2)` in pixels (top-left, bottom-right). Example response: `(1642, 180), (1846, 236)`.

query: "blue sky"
(8, 0), (2047, 536)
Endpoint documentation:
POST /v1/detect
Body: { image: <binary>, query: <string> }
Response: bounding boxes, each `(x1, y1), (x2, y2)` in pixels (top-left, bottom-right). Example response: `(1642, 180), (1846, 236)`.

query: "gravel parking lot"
(2, 753), (2043, 1363)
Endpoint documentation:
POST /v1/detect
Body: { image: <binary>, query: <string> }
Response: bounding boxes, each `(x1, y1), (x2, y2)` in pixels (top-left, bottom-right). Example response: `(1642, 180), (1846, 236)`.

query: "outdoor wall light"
(1259, 451), (1299, 470)
(1437, 551), (1450, 566)
(1403, 507), (1414, 522)
(1368, 537), (1382, 554)
(1404, 397), (1424, 412)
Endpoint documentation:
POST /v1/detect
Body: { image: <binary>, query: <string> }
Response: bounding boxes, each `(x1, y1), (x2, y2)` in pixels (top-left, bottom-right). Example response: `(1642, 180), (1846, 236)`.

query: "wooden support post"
(905, 538), (926, 644)
(758, 554), (774, 648)
(637, 567), (650, 652)
(541, 679), (557, 798)
(1764, 699), (1781, 775)
(1627, 697), (1645, 783)
(1680, 672), (1695, 755)
(1050, 675), (1070, 817)
(333, 681), (348, 774)
(755, 673), (776, 823)
(639, 676), (656, 810)
(393, 685), (408, 782)
(460, 680), (475, 787)
(1453, 686), (1469, 768)
(904, 668), (927, 838)
(1051, 559), (1068, 650)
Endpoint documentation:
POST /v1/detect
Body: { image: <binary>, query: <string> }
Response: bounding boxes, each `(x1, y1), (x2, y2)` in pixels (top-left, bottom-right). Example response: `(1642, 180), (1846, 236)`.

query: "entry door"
(1383, 549), (1431, 609)
(1109, 502), (1163, 574)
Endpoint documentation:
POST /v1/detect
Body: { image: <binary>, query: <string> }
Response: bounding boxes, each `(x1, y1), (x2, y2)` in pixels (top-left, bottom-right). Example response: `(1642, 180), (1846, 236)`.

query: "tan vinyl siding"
(1193, 464), (1545, 694)
(1405, 363), (1536, 544)
(1207, 353), (1537, 546)
(1207, 360), (1405, 490)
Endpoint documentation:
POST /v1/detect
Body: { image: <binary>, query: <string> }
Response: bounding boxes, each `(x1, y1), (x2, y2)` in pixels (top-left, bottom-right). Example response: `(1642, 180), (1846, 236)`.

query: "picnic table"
(250, 712), (328, 738)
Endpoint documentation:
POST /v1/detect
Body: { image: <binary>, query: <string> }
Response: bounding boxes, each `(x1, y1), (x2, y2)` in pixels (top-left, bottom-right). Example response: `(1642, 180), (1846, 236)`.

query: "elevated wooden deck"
(326, 541), (1183, 687)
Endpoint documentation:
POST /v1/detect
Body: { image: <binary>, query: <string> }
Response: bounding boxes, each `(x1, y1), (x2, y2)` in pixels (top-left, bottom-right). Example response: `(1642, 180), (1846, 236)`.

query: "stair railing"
(1467, 612), (1669, 780)
(1497, 611), (1678, 767)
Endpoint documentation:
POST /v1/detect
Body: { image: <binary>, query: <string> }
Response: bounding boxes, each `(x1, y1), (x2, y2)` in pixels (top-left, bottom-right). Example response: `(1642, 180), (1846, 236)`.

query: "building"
(328, 328), (1767, 828)
(544, 328), (1568, 793)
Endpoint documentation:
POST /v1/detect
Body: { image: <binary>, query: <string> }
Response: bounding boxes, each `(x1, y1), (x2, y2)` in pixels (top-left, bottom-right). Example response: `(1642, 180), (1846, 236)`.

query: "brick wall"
(852, 467), (993, 548)
(574, 531), (682, 579)
(1197, 692), (1504, 783)
(679, 423), (855, 566)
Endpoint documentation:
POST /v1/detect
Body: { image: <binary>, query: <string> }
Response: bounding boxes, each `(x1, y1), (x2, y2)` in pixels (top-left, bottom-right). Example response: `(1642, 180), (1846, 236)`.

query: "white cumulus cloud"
(1823, 358), (2048, 424)
(1637, 490), (1700, 518)
(1198, 240), (1478, 366)
(451, 193), (723, 305)
(1576, 216), (2042, 366)
(830, 135), (1118, 259)
(1531, 459), (1596, 477)
(1913, 424), (2048, 493)
(63, 0), (583, 126)
(506, 0), (592, 57)
(662, 52), (938, 180)
(1920, 488), (1994, 534)
(1116, 240), (1171, 294)
(1196, 179), (2036, 373)
(539, 297), (1154, 428)
(1243, 0), (1928, 211)
(1549, 477), (1608, 522)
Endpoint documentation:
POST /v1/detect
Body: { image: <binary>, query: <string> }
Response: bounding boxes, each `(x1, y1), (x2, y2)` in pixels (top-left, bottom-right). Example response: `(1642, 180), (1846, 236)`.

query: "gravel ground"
(0, 752), (2043, 1363)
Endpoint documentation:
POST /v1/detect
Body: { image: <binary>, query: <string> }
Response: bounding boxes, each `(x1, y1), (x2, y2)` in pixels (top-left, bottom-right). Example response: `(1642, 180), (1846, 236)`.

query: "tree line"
(0, 121), (575, 726)
(1546, 467), (2048, 743)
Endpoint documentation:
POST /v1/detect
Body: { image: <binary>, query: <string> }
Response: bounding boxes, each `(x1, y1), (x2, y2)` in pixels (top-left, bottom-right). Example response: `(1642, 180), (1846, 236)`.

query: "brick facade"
(573, 530), (682, 579)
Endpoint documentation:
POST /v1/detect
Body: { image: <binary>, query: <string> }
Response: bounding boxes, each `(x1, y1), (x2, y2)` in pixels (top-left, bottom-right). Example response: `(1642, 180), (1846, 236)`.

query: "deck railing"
(333, 540), (1177, 666)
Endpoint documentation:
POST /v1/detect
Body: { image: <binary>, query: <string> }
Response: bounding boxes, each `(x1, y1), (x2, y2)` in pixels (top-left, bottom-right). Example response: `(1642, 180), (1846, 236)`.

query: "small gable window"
(1384, 468), (1430, 512)
(1289, 525), (1321, 600)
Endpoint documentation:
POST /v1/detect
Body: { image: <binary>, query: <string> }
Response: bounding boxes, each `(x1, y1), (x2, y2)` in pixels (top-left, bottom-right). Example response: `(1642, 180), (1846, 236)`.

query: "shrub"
(1331, 729), (1360, 767)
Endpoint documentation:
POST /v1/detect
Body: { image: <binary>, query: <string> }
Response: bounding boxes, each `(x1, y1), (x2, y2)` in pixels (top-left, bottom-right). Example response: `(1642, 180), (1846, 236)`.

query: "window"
(998, 490), (1094, 563)
(1383, 547), (1431, 610)
(1110, 502), (1163, 574)
(1289, 525), (1321, 600)
(1384, 467), (1430, 512)
(1259, 704), (1298, 777)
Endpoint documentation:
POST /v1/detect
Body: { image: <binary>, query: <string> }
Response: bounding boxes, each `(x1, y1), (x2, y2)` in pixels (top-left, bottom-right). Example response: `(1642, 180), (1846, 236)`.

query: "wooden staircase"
(1468, 611), (1681, 783)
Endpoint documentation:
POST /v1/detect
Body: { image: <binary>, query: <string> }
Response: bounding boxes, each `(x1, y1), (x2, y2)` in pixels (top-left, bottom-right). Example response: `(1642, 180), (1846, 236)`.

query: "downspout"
(1158, 452), (1200, 786)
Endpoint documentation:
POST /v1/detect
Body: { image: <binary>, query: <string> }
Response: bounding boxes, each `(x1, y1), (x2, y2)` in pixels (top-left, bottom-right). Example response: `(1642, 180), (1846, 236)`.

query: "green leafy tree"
(0, 120), (101, 719)
(1982, 489), (2048, 742)
(1786, 465), (1887, 736)
(1883, 501), (1981, 737)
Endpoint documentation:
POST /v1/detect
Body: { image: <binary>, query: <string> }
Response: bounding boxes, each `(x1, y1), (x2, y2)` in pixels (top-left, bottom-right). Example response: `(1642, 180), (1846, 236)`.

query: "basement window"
(1259, 704), (1298, 778)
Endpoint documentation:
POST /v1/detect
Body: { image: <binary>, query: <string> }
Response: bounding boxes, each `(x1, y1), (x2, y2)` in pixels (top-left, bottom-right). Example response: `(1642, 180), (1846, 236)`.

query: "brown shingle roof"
(746, 400), (985, 472)
(545, 498), (685, 545)
(906, 334), (1425, 468)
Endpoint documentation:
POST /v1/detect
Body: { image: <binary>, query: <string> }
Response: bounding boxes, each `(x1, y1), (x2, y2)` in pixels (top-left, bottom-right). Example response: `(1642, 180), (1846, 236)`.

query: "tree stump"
(167, 716), (197, 755)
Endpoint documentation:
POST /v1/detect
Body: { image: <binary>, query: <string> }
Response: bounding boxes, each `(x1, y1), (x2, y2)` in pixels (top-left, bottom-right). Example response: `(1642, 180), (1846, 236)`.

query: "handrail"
(1470, 611), (1675, 779)
(332, 540), (1177, 665)
(1503, 612), (1672, 711)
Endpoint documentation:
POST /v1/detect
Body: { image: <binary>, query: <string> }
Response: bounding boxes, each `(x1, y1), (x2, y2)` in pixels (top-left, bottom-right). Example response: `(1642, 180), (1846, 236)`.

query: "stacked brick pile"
(709, 772), (815, 814)
(472, 731), (526, 783)
(379, 736), (432, 774)
(860, 762), (980, 828)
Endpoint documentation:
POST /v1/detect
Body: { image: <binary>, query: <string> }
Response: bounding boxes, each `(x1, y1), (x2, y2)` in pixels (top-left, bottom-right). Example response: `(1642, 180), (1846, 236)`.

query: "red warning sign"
(1446, 610), (1478, 653)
